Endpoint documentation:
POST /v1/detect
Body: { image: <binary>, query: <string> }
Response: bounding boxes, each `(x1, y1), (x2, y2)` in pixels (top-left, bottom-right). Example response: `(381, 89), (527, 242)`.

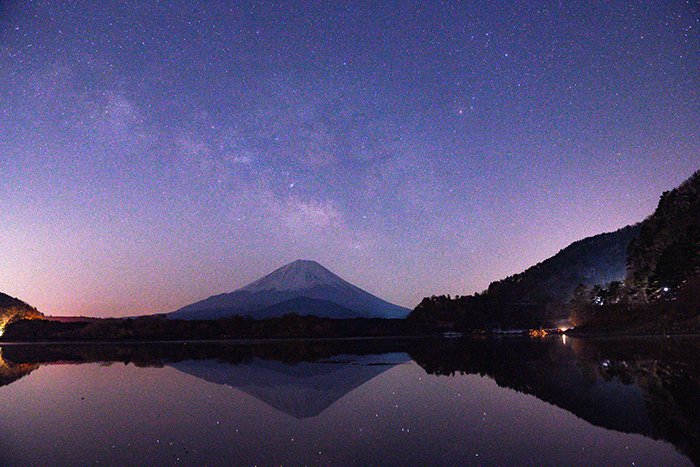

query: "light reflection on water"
(0, 337), (696, 465)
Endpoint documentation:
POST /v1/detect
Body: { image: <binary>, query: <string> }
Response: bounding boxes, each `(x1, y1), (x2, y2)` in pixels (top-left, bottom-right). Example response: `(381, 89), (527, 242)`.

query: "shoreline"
(2, 332), (700, 347)
(0, 334), (433, 347)
(565, 330), (700, 339)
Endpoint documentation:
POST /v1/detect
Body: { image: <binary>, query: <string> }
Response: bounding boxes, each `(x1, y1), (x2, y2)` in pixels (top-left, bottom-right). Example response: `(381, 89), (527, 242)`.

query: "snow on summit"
(169, 259), (410, 320)
(241, 259), (354, 292)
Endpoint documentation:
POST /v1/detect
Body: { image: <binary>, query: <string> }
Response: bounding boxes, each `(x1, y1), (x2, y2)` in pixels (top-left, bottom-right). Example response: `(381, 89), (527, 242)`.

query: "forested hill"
(567, 170), (700, 334)
(625, 170), (700, 302)
(0, 292), (44, 330)
(486, 224), (640, 305)
(409, 224), (640, 329)
(0, 292), (38, 312)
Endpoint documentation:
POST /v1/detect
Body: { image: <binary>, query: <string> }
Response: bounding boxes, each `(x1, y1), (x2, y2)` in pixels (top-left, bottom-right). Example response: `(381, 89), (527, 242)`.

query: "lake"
(0, 336), (697, 465)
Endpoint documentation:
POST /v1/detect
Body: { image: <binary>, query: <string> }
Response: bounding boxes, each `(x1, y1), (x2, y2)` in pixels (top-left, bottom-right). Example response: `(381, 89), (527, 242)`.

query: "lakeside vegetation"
(1, 314), (418, 342)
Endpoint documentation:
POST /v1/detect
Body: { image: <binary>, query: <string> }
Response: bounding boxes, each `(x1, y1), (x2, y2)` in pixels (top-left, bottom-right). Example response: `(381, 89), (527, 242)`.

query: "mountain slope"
(169, 260), (410, 320)
(410, 224), (641, 329)
(487, 224), (641, 305)
(0, 292), (36, 311)
(254, 297), (359, 320)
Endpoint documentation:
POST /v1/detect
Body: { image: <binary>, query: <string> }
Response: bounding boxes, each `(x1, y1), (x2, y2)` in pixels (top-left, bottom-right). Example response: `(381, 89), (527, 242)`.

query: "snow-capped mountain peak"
(240, 259), (350, 293)
(169, 259), (410, 319)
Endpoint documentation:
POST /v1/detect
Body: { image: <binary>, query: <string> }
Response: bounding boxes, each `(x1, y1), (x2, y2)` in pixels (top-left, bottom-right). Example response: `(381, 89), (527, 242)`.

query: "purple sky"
(1, 1), (698, 317)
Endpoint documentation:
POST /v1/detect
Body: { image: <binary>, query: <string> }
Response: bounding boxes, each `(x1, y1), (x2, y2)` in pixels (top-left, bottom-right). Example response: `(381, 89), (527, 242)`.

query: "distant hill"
(410, 225), (641, 329)
(169, 260), (410, 320)
(0, 292), (44, 334)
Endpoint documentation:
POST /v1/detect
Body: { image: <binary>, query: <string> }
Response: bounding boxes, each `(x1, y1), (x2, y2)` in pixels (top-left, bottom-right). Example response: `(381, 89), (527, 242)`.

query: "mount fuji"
(169, 260), (410, 320)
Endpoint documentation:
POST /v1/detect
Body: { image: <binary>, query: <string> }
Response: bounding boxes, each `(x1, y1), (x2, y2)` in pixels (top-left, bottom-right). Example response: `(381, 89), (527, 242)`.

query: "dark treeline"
(408, 293), (559, 332)
(568, 275), (700, 335)
(2, 314), (420, 342)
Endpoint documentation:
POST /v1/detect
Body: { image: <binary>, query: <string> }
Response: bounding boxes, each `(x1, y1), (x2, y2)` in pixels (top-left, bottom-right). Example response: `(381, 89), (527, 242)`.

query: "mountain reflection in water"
(171, 353), (408, 418)
(0, 336), (697, 465)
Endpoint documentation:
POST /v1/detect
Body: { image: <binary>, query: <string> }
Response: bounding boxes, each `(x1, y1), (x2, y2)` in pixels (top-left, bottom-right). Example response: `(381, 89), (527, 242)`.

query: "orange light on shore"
(0, 316), (10, 337)
(0, 308), (44, 337)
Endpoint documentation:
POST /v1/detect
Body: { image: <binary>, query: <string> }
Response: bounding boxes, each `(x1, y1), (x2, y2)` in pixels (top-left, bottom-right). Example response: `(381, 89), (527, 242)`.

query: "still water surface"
(0, 336), (697, 465)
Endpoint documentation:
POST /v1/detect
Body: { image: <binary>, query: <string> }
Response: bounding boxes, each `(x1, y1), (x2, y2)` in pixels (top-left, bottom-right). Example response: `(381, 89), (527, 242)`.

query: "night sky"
(1, 1), (698, 317)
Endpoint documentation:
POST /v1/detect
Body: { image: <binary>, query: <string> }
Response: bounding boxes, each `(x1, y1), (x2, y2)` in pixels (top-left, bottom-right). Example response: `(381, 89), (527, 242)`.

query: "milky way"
(1, 1), (698, 316)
